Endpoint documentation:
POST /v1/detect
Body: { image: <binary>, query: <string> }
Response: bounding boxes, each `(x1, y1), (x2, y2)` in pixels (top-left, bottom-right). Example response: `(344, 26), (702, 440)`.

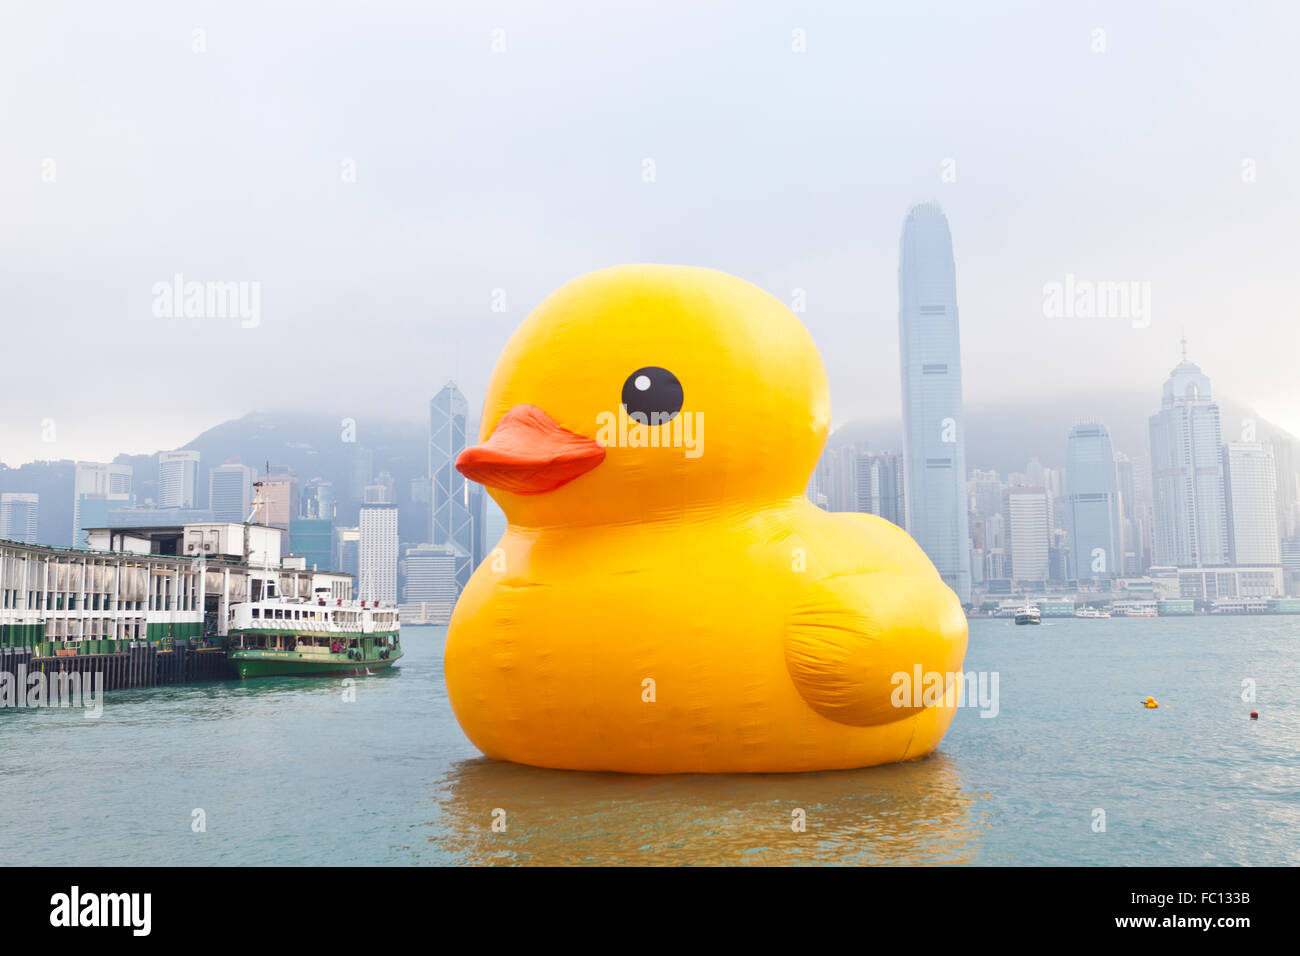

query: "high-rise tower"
(898, 203), (971, 601)
(430, 381), (477, 590)
(157, 450), (200, 508)
(0, 493), (39, 544)
(359, 504), (398, 603)
(209, 463), (254, 523)
(1148, 345), (1228, 567)
(1065, 423), (1122, 580)
(1223, 441), (1281, 566)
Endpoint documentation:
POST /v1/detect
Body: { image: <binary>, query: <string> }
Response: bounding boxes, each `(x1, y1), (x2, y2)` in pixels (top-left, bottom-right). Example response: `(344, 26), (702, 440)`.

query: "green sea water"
(2, 617), (1297, 865)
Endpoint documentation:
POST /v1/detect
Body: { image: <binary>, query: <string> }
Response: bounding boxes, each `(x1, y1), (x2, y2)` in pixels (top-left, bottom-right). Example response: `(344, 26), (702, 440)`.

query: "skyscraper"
(358, 505), (398, 603)
(1223, 442), (1281, 566)
(333, 525), (360, 579)
(364, 471), (395, 504)
(898, 202), (971, 601)
(855, 452), (905, 527)
(157, 450), (200, 508)
(1129, 454), (1156, 573)
(1004, 487), (1051, 584)
(430, 381), (476, 589)
(1114, 452), (1139, 574)
(968, 469), (1004, 522)
(401, 543), (460, 605)
(258, 473), (299, 532)
(72, 461), (134, 547)
(303, 478), (335, 521)
(1065, 423), (1122, 580)
(0, 493), (39, 544)
(289, 518), (334, 571)
(349, 446), (374, 504)
(209, 462), (254, 522)
(1149, 346), (1229, 567)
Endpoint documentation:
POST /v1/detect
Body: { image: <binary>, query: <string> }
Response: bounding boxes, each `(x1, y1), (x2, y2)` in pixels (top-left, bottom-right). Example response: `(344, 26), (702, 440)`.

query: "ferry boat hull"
(229, 648), (402, 679)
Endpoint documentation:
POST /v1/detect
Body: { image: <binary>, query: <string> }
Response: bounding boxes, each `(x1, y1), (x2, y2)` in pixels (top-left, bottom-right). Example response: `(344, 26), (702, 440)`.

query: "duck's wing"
(784, 561), (968, 728)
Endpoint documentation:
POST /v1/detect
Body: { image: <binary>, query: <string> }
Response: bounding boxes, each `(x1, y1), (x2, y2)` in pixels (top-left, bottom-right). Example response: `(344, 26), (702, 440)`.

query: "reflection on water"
(425, 752), (988, 865)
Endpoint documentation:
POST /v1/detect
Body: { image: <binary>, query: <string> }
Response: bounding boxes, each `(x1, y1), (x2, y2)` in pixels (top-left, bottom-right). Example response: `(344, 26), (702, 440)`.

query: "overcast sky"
(2, 0), (1298, 466)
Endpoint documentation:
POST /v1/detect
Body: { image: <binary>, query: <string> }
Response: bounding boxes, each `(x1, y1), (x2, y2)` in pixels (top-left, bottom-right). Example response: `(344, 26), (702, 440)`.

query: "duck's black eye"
(621, 366), (683, 423)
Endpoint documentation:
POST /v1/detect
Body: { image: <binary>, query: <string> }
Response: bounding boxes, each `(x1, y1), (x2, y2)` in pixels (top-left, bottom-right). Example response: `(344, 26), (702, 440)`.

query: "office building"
(1223, 441), (1282, 566)
(0, 492), (38, 544)
(358, 505), (398, 603)
(209, 463), (254, 523)
(333, 526), (360, 580)
(1148, 346), (1228, 567)
(302, 478), (335, 521)
(898, 202), (971, 601)
(1004, 487), (1050, 584)
(157, 450), (200, 508)
(430, 381), (477, 589)
(401, 543), (460, 604)
(855, 452), (905, 527)
(259, 474), (299, 532)
(349, 446), (374, 504)
(289, 518), (334, 571)
(1065, 424), (1122, 580)
(72, 461), (134, 547)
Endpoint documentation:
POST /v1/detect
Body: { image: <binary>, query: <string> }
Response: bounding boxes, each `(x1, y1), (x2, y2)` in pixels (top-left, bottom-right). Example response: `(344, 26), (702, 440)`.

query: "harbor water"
(2, 618), (1297, 865)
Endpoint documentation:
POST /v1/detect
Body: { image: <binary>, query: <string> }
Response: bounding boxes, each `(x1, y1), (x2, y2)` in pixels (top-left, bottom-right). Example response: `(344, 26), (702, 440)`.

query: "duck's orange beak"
(456, 404), (605, 495)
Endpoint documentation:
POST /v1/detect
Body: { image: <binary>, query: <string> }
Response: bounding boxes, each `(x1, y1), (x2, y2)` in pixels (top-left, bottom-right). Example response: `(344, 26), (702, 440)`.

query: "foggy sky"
(2, 0), (1298, 467)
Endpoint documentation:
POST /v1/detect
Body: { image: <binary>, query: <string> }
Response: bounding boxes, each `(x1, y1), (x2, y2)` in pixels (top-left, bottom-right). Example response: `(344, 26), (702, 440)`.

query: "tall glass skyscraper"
(1222, 441), (1281, 566)
(1065, 423), (1122, 580)
(1149, 348), (1229, 567)
(430, 381), (478, 590)
(898, 203), (971, 601)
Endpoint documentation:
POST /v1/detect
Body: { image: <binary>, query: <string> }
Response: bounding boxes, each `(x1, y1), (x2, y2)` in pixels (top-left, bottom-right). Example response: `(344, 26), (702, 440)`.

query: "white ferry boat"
(1074, 607), (1111, 619)
(1014, 605), (1042, 625)
(226, 589), (401, 678)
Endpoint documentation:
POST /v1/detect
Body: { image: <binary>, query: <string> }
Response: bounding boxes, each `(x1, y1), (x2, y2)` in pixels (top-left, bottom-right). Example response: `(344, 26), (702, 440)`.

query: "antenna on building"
(244, 479), (269, 569)
(246, 480), (267, 525)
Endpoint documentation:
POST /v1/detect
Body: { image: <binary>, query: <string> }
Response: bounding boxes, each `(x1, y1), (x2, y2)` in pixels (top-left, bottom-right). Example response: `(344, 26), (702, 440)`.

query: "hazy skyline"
(3, 0), (1299, 466)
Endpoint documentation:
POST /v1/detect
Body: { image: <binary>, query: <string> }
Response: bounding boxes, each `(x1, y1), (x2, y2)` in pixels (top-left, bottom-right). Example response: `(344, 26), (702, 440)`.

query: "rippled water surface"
(2, 618), (1297, 865)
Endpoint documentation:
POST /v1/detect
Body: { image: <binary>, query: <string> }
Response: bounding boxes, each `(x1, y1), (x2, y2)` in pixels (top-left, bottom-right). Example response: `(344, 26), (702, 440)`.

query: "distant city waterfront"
(4, 204), (1300, 633)
(3, 619), (1296, 866)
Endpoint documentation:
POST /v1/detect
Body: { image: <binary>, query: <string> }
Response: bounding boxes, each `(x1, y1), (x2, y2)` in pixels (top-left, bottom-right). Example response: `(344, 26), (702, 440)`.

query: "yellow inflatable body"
(446, 265), (968, 773)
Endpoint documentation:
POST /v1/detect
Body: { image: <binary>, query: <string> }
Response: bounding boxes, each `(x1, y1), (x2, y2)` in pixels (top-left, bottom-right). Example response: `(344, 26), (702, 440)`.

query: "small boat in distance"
(1124, 608), (1158, 618)
(1074, 607), (1111, 619)
(1014, 605), (1042, 625)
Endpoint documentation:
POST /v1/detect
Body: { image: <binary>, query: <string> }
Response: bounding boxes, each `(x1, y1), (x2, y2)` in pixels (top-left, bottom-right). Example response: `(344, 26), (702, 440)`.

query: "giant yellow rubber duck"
(447, 265), (968, 773)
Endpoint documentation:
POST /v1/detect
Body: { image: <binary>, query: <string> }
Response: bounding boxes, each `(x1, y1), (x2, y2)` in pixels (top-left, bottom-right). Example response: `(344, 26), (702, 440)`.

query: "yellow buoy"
(1144, 696), (1159, 709)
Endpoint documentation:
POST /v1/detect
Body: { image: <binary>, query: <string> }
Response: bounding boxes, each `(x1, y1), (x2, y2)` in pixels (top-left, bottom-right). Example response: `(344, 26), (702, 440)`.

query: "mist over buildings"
(2, 0), (1299, 469)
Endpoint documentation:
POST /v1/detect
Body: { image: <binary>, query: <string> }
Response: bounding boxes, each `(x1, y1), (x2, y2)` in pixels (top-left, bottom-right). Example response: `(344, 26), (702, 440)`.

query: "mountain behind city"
(4, 388), (1297, 550)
